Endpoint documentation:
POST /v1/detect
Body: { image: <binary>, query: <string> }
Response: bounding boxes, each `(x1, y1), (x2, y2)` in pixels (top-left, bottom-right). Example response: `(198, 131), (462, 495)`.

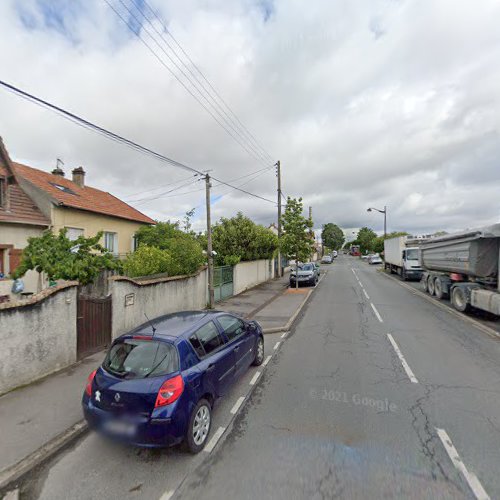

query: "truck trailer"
(421, 224), (500, 316)
(384, 236), (427, 280)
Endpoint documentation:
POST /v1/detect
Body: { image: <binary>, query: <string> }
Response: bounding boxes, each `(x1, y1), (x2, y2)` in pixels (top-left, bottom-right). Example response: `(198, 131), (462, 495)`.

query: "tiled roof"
(0, 183), (50, 225)
(0, 144), (49, 226)
(13, 163), (155, 225)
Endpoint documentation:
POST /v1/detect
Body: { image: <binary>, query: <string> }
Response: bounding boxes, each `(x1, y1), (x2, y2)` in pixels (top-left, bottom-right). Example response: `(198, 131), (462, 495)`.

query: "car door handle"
(206, 364), (215, 372)
(233, 346), (240, 352)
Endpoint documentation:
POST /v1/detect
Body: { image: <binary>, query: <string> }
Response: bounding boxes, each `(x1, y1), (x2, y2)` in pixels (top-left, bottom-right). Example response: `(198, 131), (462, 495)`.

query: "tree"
(132, 221), (205, 276)
(321, 223), (345, 251)
(182, 208), (196, 233)
(356, 227), (377, 253)
(211, 212), (278, 266)
(280, 197), (314, 264)
(123, 246), (172, 278)
(12, 229), (122, 285)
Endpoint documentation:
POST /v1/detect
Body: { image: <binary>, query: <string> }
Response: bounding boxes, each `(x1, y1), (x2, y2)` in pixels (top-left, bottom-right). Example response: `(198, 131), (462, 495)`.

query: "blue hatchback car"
(82, 311), (264, 453)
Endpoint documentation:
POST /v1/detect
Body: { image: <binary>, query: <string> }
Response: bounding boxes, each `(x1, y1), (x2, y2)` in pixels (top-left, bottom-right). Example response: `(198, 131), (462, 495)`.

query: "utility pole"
(309, 206), (314, 261)
(276, 160), (282, 277)
(384, 205), (387, 239)
(205, 174), (215, 308)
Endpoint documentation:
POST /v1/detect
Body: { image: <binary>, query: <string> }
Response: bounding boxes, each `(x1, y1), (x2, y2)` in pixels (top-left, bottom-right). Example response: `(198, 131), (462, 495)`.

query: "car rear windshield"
(103, 339), (178, 379)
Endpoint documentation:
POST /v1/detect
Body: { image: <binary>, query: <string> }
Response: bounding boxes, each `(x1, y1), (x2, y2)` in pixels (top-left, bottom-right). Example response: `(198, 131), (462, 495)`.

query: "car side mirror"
(247, 322), (257, 332)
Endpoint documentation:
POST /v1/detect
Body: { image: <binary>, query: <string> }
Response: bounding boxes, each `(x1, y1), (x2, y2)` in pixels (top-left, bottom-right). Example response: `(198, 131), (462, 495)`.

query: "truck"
(384, 235), (427, 280)
(421, 224), (500, 315)
(350, 245), (361, 256)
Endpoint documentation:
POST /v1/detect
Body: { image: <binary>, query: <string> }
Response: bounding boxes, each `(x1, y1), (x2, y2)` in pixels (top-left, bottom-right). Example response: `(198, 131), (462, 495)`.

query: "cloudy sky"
(1, 0), (500, 236)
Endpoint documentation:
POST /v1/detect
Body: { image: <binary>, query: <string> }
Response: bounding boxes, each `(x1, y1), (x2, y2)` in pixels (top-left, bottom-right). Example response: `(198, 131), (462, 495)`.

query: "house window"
(0, 178), (5, 207)
(104, 232), (118, 253)
(131, 235), (139, 252)
(66, 227), (84, 241)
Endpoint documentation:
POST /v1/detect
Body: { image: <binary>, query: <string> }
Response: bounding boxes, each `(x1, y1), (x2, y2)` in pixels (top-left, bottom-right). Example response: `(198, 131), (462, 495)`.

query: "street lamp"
(367, 205), (387, 238)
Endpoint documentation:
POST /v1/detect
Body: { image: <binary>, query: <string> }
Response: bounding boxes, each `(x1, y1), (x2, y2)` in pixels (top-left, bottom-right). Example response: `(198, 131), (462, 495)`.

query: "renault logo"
(114, 393), (121, 403)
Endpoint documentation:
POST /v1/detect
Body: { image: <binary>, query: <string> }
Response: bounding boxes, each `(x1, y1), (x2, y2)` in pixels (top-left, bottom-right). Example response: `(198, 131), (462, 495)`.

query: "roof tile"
(13, 163), (155, 225)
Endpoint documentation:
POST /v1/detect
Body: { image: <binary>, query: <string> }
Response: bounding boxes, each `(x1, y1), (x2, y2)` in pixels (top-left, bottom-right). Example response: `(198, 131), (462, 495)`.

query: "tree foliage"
(321, 223), (345, 250)
(12, 229), (122, 285)
(211, 212), (278, 266)
(128, 221), (205, 277)
(355, 227), (378, 253)
(280, 197), (314, 263)
(123, 246), (172, 278)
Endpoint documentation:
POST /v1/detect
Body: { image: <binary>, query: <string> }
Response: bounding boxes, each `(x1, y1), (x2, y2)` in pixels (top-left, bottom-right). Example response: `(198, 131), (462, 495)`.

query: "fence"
(0, 283), (78, 395)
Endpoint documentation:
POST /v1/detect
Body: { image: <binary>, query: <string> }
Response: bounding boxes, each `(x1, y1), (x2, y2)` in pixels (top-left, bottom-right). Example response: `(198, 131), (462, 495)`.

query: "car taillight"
(85, 369), (97, 397)
(155, 375), (184, 408)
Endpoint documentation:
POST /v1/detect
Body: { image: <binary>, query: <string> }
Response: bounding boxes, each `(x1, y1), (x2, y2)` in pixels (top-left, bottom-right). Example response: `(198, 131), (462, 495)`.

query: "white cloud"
(1, 0), (500, 236)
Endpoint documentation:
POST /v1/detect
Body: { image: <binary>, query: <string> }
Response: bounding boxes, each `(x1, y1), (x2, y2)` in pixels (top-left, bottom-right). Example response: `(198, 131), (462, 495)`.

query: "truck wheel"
(427, 277), (435, 296)
(434, 278), (448, 300)
(451, 287), (470, 313)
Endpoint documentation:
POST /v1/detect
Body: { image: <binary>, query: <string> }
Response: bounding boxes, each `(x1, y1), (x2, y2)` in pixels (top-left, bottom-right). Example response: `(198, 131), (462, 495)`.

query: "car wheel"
(252, 336), (264, 366)
(186, 399), (212, 453)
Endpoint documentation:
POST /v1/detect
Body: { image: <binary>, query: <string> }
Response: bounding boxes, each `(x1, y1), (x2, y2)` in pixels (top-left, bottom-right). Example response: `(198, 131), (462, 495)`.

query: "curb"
(262, 289), (313, 334)
(261, 271), (326, 334)
(0, 421), (88, 494)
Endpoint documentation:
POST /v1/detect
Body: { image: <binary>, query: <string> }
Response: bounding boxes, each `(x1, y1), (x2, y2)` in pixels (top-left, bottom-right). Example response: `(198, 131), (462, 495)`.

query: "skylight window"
(50, 182), (76, 195)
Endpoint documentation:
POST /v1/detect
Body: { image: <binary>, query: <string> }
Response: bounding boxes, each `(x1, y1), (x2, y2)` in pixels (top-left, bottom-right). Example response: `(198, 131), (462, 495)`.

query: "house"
(0, 138), (50, 297)
(12, 153), (155, 257)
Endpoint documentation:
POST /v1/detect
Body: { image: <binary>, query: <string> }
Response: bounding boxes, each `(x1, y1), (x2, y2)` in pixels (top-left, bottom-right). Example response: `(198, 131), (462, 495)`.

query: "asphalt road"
(19, 256), (500, 499)
(176, 256), (500, 499)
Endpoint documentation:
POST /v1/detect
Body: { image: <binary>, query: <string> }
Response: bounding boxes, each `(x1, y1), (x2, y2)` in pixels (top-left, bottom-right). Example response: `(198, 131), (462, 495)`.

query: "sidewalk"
(0, 272), (314, 491)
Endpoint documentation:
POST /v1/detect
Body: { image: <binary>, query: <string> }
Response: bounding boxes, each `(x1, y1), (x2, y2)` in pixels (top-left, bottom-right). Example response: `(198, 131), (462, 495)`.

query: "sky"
(1, 0), (500, 236)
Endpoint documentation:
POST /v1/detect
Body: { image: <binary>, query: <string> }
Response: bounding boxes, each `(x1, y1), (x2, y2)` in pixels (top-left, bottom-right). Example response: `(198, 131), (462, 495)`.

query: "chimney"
(51, 166), (65, 177)
(72, 166), (85, 188)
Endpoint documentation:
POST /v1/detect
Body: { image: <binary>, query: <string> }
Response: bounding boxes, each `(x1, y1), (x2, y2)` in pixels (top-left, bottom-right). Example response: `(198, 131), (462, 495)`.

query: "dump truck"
(421, 224), (500, 315)
(384, 235), (427, 280)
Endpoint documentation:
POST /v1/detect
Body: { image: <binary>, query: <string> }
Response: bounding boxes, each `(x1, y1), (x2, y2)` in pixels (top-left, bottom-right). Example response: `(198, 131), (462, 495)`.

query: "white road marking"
(230, 396), (245, 415)
(436, 428), (490, 500)
(362, 289), (370, 300)
(386, 334), (419, 384)
(263, 355), (272, 366)
(280, 331), (289, 338)
(204, 426), (226, 453)
(249, 371), (261, 385)
(370, 303), (384, 323)
(273, 341), (281, 350)
(158, 490), (175, 500)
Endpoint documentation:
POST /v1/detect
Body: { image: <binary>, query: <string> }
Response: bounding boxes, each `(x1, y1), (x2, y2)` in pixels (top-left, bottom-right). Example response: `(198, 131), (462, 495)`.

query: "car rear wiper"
(144, 352), (171, 378)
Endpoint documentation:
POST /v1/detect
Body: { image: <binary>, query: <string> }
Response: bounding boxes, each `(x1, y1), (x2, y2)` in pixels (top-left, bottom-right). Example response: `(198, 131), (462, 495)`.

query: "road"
(176, 256), (500, 499)
(20, 256), (500, 499)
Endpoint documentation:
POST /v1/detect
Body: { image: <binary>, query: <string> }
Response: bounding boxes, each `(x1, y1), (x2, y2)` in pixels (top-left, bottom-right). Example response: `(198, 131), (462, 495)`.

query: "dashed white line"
(273, 341), (281, 350)
(249, 371), (261, 385)
(370, 303), (384, 323)
(158, 490), (175, 500)
(230, 396), (245, 415)
(436, 428), (490, 500)
(280, 331), (289, 338)
(263, 355), (272, 366)
(362, 289), (370, 299)
(204, 426), (226, 453)
(386, 334), (419, 384)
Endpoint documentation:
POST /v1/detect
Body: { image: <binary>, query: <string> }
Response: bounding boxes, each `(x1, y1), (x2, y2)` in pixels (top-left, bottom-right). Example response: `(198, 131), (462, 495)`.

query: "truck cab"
(401, 247), (423, 280)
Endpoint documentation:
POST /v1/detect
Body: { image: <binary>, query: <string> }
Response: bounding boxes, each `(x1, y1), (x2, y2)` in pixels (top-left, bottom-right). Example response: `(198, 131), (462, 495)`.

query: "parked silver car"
(290, 262), (319, 287)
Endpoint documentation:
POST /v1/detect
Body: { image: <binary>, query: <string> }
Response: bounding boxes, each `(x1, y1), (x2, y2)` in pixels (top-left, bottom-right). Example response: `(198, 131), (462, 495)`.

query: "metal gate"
(77, 295), (112, 359)
(214, 265), (234, 302)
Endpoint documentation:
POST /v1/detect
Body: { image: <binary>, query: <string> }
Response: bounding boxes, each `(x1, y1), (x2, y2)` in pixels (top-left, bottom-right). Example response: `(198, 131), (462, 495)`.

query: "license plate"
(103, 419), (136, 436)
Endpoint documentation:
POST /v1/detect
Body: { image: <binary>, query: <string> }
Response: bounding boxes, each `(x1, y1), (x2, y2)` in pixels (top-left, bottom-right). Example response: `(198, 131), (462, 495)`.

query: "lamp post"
(367, 205), (387, 238)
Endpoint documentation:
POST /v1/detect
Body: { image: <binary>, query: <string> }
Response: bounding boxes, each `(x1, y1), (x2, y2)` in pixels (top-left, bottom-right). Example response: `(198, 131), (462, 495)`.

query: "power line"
(105, 0), (272, 168)
(124, 174), (196, 200)
(131, 0), (275, 164)
(0, 79), (276, 205)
